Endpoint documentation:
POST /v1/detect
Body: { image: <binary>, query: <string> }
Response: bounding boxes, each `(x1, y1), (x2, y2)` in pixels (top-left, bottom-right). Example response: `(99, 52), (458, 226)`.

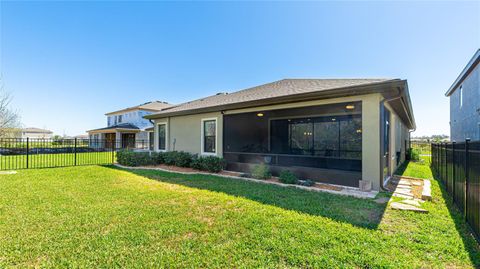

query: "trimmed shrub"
(174, 151), (193, 167)
(162, 151), (177, 165)
(299, 179), (315, 187)
(117, 150), (156, 167)
(279, 170), (298, 184)
(155, 151), (165, 164)
(161, 151), (193, 167)
(191, 155), (226, 173)
(251, 163), (271, 180)
(408, 148), (420, 162)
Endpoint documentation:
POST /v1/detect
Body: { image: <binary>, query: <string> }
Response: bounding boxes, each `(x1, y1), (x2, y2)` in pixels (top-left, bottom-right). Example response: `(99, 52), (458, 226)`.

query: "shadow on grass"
(395, 160), (480, 267)
(106, 165), (389, 230)
(434, 174), (480, 266)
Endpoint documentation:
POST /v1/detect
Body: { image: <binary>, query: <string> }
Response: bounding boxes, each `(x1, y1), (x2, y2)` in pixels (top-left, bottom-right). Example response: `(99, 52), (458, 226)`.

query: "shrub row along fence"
(0, 138), (149, 170)
(411, 141), (432, 155)
(431, 140), (480, 241)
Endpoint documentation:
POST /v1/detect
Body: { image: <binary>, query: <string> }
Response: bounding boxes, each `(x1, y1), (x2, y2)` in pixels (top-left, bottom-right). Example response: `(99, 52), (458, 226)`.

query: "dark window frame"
(202, 119), (216, 154)
(158, 123), (166, 151)
(271, 114), (362, 159)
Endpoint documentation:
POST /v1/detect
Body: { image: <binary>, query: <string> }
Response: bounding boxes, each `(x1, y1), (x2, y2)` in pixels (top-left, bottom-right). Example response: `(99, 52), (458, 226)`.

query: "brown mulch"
(313, 183), (343, 191)
(144, 164), (243, 177)
(141, 165), (344, 192)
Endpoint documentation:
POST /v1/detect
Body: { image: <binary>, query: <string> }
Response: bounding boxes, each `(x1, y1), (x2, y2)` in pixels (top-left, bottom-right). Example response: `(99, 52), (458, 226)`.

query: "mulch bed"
(141, 165), (344, 191)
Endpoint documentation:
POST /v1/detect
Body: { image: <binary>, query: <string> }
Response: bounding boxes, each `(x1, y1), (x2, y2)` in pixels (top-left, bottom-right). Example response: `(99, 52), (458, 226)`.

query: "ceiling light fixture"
(257, 113), (264, 117)
(346, 104), (355, 110)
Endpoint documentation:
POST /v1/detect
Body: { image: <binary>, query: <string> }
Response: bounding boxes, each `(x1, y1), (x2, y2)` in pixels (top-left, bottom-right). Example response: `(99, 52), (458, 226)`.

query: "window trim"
(460, 85), (463, 108)
(201, 117), (218, 156)
(157, 122), (168, 152)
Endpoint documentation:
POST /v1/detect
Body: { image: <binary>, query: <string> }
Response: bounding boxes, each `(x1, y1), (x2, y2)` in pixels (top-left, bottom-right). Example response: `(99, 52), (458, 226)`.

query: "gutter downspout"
(379, 89), (403, 191)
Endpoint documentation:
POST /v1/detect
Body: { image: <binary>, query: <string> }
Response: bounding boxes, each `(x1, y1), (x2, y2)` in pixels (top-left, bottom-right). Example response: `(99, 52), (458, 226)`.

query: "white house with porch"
(87, 101), (172, 149)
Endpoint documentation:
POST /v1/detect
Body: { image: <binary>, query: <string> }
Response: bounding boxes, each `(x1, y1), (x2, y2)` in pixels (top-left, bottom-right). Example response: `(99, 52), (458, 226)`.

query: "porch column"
(362, 94), (382, 191)
(115, 131), (121, 149)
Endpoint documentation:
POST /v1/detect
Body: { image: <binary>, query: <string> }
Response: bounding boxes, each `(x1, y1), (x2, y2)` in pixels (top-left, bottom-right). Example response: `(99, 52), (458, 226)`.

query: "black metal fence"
(0, 138), (149, 170)
(431, 140), (480, 241)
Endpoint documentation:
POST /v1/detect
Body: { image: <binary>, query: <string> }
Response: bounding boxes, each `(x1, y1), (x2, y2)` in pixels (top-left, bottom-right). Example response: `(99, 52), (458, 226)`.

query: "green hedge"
(191, 155), (227, 173)
(279, 170), (298, 184)
(116, 150), (226, 173)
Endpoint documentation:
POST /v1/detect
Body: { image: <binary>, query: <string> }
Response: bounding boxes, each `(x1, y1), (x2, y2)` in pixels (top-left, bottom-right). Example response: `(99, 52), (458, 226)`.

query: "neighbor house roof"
(445, 49), (480, 97)
(22, 127), (53, 134)
(145, 78), (416, 129)
(105, 101), (173, 116)
(87, 123), (140, 133)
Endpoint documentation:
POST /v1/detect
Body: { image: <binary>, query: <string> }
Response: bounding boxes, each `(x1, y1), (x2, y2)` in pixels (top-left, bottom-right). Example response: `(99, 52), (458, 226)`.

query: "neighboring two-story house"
(446, 49), (480, 142)
(87, 101), (172, 149)
(21, 127), (53, 139)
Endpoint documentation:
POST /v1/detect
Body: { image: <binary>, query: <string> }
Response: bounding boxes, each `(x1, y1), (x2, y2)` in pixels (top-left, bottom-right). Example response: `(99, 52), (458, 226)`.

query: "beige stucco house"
(145, 79), (415, 191)
(21, 127), (53, 139)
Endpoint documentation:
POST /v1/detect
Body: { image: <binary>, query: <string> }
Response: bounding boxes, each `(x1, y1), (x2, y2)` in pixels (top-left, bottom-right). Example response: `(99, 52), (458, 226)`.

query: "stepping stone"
(396, 185), (412, 190)
(0, 171), (17, 175)
(399, 199), (421, 207)
(422, 180), (432, 201)
(397, 180), (412, 186)
(392, 193), (414, 199)
(394, 189), (413, 195)
(374, 197), (390, 204)
(390, 202), (428, 213)
(411, 181), (422, 186)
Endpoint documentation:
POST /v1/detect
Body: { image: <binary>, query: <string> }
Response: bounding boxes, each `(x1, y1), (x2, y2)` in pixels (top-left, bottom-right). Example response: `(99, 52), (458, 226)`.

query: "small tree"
(0, 83), (21, 138)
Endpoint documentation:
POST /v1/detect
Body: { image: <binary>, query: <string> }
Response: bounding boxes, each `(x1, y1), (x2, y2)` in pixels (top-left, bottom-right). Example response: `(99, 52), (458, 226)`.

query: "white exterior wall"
(107, 109), (154, 129)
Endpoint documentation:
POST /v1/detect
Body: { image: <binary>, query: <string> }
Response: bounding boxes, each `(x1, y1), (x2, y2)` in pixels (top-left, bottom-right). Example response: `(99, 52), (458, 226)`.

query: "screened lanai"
(223, 101), (363, 186)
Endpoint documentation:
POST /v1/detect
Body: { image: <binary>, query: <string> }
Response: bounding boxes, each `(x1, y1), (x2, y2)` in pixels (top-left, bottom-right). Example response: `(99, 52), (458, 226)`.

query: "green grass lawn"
(0, 151), (114, 170)
(0, 160), (479, 268)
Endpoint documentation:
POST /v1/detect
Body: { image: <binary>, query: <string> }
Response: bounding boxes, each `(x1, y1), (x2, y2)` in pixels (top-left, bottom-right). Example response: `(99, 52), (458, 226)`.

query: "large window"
(271, 115), (362, 159)
(158, 123), (166, 151)
(202, 119), (216, 154)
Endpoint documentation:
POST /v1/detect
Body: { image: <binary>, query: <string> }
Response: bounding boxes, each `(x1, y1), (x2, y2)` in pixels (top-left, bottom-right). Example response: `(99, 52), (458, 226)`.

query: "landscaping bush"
(161, 151), (193, 167)
(191, 155), (226, 173)
(174, 151), (193, 167)
(279, 170), (298, 184)
(155, 151), (165, 164)
(117, 150), (156, 167)
(251, 163), (271, 180)
(408, 148), (421, 162)
(117, 150), (226, 173)
(162, 151), (177, 165)
(299, 179), (315, 187)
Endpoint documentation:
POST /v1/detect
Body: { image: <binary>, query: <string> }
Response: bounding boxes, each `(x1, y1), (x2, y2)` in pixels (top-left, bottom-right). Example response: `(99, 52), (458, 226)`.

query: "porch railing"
(0, 138), (149, 170)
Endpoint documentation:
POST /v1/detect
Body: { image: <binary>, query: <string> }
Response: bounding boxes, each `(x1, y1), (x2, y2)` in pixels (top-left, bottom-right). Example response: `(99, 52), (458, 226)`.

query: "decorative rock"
(390, 202), (428, 213)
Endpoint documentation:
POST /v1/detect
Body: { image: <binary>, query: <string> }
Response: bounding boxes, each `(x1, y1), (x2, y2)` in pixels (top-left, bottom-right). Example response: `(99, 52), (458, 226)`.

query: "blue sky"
(1, 1), (479, 136)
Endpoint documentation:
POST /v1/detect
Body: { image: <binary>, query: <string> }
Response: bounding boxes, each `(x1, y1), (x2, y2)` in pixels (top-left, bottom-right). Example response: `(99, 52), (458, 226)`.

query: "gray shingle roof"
(22, 127), (53, 134)
(87, 123), (140, 132)
(106, 101), (172, 115)
(147, 78), (394, 117)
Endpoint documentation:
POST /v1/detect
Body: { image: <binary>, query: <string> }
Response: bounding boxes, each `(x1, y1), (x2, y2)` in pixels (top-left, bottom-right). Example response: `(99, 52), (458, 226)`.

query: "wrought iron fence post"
(452, 141), (456, 199)
(26, 137), (29, 169)
(74, 138), (77, 166)
(112, 139), (116, 164)
(465, 138), (470, 221)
